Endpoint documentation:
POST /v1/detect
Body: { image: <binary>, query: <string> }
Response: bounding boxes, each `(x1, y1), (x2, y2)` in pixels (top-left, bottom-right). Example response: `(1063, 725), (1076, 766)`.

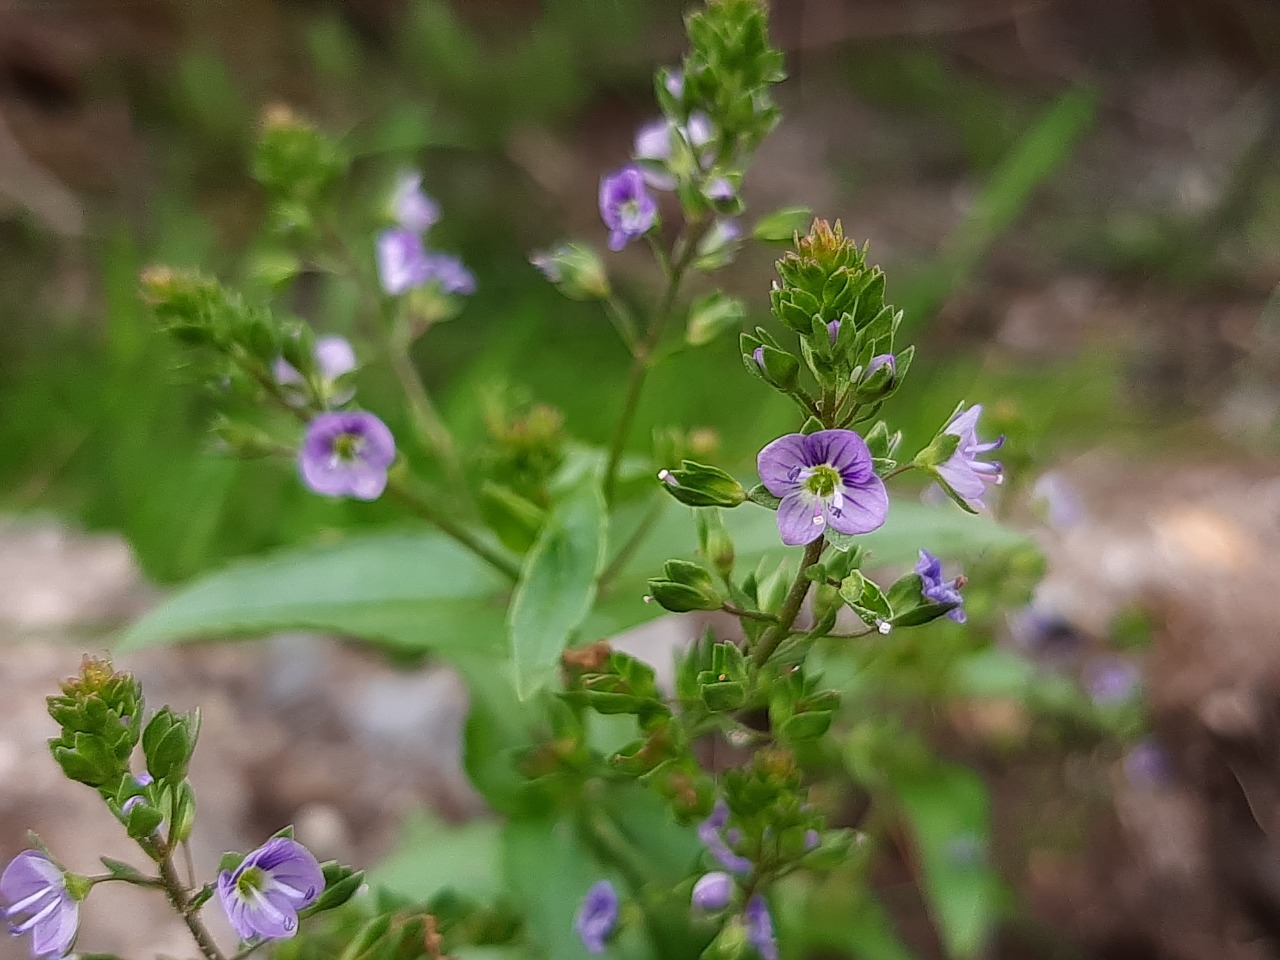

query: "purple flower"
(804, 829), (821, 851)
(665, 69), (684, 99)
(389, 171), (440, 233)
(1083, 656), (1141, 706)
(2, 852), (78, 959)
(600, 167), (658, 251)
(421, 252), (476, 295)
(936, 404), (1004, 511)
(916, 549), (966, 624)
(1124, 738), (1172, 789)
(274, 335), (358, 405)
(574, 881), (618, 954)
(692, 872), (734, 912)
(217, 837), (323, 941)
(299, 411), (396, 501)
(376, 227), (430, 295)
(827, 320), (841, 343)
(634, 120), (673, 163)
(1008, 605), (1084, 657)
(706, 177), (735, 203)
(757, 430), (889, 546)
(698, 801), (752, 875)
(744, 895), (777, 960)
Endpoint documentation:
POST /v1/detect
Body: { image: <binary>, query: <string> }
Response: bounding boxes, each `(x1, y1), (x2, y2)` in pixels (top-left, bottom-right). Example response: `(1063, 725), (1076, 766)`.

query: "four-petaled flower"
(574, 880), (618, 954)
(916, 549), (966, 624)
(936, 404), (1003, 511)
(299, 411), (396, 501)
(217, 837), (324, 942)
(757, 430), (889, 546)
(599, 167), (658, 251)
(744, 895), (778, 960)
(389, 171), (440, 233)
(1, 851), (78, 959)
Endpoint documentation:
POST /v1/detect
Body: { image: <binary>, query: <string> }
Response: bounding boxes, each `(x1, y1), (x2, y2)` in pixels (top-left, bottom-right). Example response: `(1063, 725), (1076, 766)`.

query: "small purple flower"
(757, 430), (889, 546)
(1124, 737), (1172, 789)
(634, 120), (673, 163)
(698, 801), (752, 875)
(299, 411), (396, 501)
(751, 346), (766, 372)
(274, 335), (358, 404)
(389, 171), (440, 233)
(600, 167), (658, 251)
(916, 549), (966, 624)
(936, 404), (1004, 511)
(691, 872), (734, 912)
(665, 69), (684, 99)
(420, 252), (476, 295)
(804, 829), (821, 851)
(827, 320), (841, 343)
(376, 227), (430, 295)
(706, 177), (735, 203)
(217, 837), (324, 941)
(1083, 655), (1142, 706)
(744, 895), (778, 960)
(1, 851), (78, 959)
(574, 881), (618, 954)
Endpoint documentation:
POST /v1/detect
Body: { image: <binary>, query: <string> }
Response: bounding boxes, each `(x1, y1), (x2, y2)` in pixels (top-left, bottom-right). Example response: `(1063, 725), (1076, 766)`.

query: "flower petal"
(776, 492), (823, 546)
(30, 900), (76, 958)
(804, 429), (873, 482)
(824, 474), (888, 535)
(757, 433), (811, 497)
(1, 853), (63, 906)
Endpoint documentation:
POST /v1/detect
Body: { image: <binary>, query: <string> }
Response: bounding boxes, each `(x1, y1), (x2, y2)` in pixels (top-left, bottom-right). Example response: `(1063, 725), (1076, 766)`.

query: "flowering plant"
(8, 2), (1153, 960)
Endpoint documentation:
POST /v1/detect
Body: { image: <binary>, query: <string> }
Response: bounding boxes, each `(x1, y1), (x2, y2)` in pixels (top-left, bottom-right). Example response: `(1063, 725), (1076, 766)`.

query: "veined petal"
(803, 430), (873, 481)
(776, 492), (824, 546)
(29, 901), (76, 958)
(825, 475), (888, 535)
(757, 433), (812, 496)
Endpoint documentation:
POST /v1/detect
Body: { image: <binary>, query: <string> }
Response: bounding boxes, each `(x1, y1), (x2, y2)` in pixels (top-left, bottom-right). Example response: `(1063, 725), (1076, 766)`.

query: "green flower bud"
(529, 242), (609, 301)
(142, 707), (201, 784)
(686, 291), (747, 347)
(658, 461), (747, 508)
(647, 560), (722, 613)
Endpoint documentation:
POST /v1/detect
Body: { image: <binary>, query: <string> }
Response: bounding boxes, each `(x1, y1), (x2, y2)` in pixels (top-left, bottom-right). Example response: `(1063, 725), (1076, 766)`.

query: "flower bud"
(692, 872), (734, 912)
(47, 657), (143, 790)
(658, 461), (747, 508)
(853, 353), (897, 403)
(746, 343), (800, 392)
(142, 706), (201, 784)
(647, 559), (723, 613)
(530, 242), (610, 301)
(686, 291), (747, 347)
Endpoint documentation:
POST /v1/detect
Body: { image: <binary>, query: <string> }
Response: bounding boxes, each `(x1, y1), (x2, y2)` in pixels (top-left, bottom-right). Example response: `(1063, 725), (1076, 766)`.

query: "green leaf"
(371, 811), (504, 904)
(890, 763), (998, 959)
(510, 480), (608, 698)
(117, 530), (510, 659)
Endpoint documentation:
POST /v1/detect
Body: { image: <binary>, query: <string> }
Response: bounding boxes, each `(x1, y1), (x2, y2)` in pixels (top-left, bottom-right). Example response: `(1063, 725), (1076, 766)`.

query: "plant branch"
(158, 854), (225, 960)
(386, 337), (471, 502)
(599, 498), (666, 590)
(385, 476), (521, 582)
(751, 539), (825, 667)
(723, 603), (779, 624)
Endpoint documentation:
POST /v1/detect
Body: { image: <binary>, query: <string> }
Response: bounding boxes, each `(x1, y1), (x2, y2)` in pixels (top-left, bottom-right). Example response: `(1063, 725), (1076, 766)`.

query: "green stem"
(602, 296), (639, 353)
(229, 939), (273, 960)
(385, 476), (521, 582)
(752, 539), (825, 667)
(882, 463), (915, 481)
(387, 340), (471, 502)
(602, 230), (701, 505)
(158, 855), (225, 960)
(722, 603), (779, 624)
(599, 498), (666, 589)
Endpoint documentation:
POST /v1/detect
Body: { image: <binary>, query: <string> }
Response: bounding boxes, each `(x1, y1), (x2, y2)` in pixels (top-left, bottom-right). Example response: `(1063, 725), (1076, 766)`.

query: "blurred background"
(2, 0), (1280, 957)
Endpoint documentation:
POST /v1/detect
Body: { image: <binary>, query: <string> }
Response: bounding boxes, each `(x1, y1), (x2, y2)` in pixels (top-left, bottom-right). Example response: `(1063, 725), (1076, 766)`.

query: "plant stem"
(722, 603), (779, 624)
(387, 337), (471, 503)
(751, 539), (825, 667)
(599, 499), (666, 589)
(158, 855), (225, 960)
(602, 231), (701, 506)
(385, 476), (521, 582)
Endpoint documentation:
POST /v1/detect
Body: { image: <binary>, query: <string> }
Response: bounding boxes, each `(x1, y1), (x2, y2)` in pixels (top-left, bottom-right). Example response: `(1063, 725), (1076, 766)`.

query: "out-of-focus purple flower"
(804, 829), (821, 851)
(685, 113), (714, 150)
(376, 227), (429, 295)
(600, 167), (658, 251)
(1082, 655), (1142, 706)
(1124, 737), (1172, 789)
(421, 252), (476, 295)
(1032, 471), (1085, 529)
(574, 881), (618, 954)
(698, 801), (752, 875)
(635, 120), (673, 162)
(274, 335), (358, 405)
(389, 171), (440, 233)
(936, 404), (1004, 511)
(1008, 605), (1085, 658)
(121, 772), (155, 816)
(1, 851), (78, 959)
(744, 896), (777, 960)
(757, 429), (889, 546)
(299, 411), (396, 501)
(916, 549), (966, 624)
(217, 837), (323, 941)
(665, 70), (684, 99)
(691, 872), (734, 911)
